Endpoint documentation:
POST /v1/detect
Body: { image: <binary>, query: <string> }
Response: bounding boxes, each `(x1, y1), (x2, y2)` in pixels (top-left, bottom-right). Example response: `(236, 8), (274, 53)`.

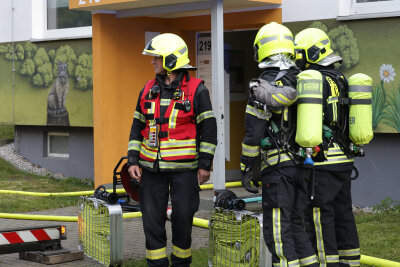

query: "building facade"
(0, 0), (399, 206)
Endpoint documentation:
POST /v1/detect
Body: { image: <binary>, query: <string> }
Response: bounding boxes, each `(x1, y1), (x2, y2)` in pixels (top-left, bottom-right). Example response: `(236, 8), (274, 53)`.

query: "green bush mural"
(286, 17), (400, 133)
(0, 39), (93, 127)
(0, 42), (93, 91)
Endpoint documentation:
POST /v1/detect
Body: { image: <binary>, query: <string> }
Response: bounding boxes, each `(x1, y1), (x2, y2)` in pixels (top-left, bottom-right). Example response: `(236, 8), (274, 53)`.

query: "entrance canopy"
(70, 0), (282, 188)
(70, 0), (281, 16)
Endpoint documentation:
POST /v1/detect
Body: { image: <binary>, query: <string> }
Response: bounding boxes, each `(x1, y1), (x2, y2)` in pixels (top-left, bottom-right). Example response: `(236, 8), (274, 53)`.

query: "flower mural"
(380, 64), (396, 83)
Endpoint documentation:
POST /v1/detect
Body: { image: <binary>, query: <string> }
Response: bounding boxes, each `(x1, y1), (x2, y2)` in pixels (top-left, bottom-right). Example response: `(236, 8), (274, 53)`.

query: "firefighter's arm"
(194, 83), (217, 172)
(241, 101), (267, 193)
(127, 89), (146, 167)
(249, 78), (297, 108)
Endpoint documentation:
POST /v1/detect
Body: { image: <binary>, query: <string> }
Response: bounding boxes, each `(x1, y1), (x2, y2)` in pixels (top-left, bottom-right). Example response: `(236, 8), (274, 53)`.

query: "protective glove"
(241, 155), (261, 194)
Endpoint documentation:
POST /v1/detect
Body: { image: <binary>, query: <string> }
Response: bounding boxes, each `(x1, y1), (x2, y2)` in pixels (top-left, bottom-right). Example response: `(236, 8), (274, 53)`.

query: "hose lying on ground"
(0, 212), (209, 229)
(0, 181), (257, 196)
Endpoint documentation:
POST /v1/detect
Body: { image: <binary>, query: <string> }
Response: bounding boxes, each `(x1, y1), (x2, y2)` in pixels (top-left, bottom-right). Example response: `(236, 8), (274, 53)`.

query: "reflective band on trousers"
(339, 259), (360, 266)
(272, 208), (288, 266)
(242, 143), (260, 157)
(172, 245), (191, 258)
(196, 111), (214, 124)
(326, 255), (339, 263)
(313, 207), (326, 266)
(338, 248), (360, 256)
(159, 161), (198, 169)
(199, 142), (216, 155)
(134, 111), (146, 123)
(349, 85), (372, 93)
(299, 255), (319, 266)
(273, 260), (300, 267)
(146, 247), (167, 260)
(128, 140), (142, 151)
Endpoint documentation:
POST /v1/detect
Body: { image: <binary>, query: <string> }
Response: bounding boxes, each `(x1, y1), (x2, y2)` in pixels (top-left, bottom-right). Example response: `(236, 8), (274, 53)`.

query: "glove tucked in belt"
(240, 155), (261, 194)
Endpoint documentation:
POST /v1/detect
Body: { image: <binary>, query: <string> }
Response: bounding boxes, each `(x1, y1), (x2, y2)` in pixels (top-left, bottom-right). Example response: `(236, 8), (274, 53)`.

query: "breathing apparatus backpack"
(318, 69), (373, 157)
(252, 68), (301, 167)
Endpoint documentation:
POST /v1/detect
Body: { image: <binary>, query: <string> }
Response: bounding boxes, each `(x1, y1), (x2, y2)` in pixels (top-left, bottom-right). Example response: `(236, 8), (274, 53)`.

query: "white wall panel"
(0, 0), (31, 43)
(282, 0), (338, 23)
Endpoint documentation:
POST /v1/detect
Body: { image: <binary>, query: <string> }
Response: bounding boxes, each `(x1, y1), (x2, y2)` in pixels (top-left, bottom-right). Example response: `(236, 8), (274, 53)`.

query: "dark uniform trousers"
(262, 166), (319, 267)
(140, 168), (200, 267)
(307, 169), (360, 267)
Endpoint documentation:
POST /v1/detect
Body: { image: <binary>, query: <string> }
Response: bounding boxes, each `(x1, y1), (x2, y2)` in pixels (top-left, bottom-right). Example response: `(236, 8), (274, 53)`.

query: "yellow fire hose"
(0, 181), (253, 196)
(0, 212), (208, 229)
(361, 255), (400, 267)
(0, 212), (142, 222)
(0, 189), (127, 196)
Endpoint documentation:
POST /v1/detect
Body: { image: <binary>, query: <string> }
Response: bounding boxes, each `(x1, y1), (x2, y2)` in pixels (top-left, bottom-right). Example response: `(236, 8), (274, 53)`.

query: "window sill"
(337, 11), (400, 21)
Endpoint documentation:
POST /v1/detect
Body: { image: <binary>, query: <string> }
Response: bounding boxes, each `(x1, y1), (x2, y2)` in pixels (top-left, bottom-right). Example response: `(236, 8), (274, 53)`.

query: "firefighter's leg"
(333, 171), (360, 267)
(262, 168), (300, 267)
(312, 169), (343, 267)
(140, 169), (170, 267)
(291, 167), (319, 267)
(169, 170), (199, 267)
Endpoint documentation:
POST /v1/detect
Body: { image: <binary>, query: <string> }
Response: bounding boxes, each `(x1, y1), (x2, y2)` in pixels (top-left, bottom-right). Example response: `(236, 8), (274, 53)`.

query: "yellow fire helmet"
(294, 28), (334, 64)
(253, 22), (295, 63)
(143, 33), (191, 72)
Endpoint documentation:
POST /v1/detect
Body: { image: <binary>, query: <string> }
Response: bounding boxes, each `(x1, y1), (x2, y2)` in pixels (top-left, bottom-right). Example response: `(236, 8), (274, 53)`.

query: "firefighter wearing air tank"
(294, 28), (373, 267)
(241, 22), (319, 267)
(127, 33), (217, 267)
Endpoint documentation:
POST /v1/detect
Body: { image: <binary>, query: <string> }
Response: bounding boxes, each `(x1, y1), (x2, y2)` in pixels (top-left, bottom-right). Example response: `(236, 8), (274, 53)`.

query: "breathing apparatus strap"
(310, 166), (316, 200)
(351, 165), (359, 180)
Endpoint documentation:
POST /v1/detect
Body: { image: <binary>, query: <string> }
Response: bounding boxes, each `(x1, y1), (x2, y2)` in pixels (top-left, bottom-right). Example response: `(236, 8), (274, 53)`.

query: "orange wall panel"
(92, 9), (281, 186)
(93, 14), (172, 186)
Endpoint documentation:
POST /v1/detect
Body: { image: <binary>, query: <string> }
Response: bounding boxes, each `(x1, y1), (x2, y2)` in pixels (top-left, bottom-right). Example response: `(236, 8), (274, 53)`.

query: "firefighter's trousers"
(262, 166), (319, 267)
(307, 169), (360, 267)
(140, 168), (200, 267)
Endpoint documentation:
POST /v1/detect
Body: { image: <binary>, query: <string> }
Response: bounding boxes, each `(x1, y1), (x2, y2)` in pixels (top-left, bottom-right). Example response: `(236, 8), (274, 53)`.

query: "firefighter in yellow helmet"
(127, 33), (217, 266)
(241, 22), (319, 267)
(295, 28), (362, 267)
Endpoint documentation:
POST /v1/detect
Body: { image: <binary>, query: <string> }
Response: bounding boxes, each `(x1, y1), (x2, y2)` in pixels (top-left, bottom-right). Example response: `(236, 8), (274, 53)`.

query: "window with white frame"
(32, 0), (92, 41)
(349, 0), (400, 16)
(47, 132), (69, 158)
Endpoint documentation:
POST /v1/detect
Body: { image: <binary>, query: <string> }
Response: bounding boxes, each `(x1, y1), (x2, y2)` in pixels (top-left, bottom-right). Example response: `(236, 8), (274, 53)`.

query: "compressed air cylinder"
(348, 73), (374, 145)
(295, 70), (323, 148)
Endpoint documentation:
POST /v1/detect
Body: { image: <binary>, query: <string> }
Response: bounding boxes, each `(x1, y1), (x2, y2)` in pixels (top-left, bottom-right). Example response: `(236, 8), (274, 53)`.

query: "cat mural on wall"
(47, 62), (70, 126)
